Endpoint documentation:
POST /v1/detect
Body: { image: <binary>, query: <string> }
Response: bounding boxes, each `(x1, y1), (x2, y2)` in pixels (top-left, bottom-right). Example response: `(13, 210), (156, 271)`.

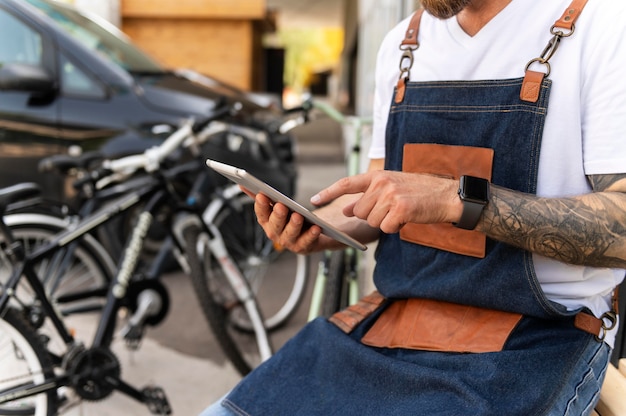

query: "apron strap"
(521, 0), (589, 102)
(395, 9), (424, 103)
(554, 0), (589, 31)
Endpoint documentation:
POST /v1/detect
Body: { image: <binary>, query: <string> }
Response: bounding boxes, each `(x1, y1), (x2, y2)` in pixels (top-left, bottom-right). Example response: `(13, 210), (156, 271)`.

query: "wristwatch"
(454, 175), (490, 230)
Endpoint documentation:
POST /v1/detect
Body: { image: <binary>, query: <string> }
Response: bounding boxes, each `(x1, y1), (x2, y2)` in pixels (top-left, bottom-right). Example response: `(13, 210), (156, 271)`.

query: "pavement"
(63, 113), (349, 415)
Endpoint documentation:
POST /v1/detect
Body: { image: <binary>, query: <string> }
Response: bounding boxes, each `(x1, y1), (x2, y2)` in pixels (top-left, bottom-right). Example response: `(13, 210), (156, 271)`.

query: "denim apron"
(377, 77), (567, 319)
(223, 14), (608, 416)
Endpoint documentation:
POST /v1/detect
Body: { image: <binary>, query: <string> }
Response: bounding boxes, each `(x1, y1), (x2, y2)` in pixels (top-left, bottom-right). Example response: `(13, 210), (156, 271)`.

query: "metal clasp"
(398, 46), (416, 81)
(595, 311), (618, 342)
(524, 21), (575, 77)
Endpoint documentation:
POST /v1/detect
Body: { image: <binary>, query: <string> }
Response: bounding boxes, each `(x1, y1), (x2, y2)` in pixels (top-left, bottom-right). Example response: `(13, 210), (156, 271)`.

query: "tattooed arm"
(479, 174), (626, 269)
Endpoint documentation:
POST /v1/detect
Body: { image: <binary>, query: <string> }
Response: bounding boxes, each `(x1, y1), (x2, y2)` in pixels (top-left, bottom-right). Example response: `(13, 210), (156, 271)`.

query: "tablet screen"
(206, 159), (367, 251)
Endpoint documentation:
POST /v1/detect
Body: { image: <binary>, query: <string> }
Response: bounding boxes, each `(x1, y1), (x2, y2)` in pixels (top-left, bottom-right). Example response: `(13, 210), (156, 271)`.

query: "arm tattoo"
(479, 174), (626, 269)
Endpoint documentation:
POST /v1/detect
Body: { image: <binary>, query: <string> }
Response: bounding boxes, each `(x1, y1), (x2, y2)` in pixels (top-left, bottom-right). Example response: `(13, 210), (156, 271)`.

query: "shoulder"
(577, 0), (626, 33)
(378, 13), (415, 55)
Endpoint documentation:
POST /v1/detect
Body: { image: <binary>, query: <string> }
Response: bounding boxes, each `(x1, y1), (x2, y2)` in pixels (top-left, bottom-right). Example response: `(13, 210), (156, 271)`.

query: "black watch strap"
(455, 200), (487, 230)
(454, 176), (489, 230)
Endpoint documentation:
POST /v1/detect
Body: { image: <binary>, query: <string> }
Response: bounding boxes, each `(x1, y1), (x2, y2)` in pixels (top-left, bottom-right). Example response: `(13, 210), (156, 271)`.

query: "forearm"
(479, 184), (626, 269)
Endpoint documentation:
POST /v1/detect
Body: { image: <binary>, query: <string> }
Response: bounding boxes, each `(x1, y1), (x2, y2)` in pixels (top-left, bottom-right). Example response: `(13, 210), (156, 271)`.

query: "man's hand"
(312, 170), (463, 234)
(253, 192), (326, 254)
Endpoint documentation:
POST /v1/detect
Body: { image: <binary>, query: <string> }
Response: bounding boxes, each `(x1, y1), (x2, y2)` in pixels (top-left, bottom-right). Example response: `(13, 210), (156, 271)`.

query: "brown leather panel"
(395, 77), (407, 104)
(328, 291), (386, 334)
(362, 298), (523, 353)
(520, 70), (545, 103)
(400, 143), (494, 258)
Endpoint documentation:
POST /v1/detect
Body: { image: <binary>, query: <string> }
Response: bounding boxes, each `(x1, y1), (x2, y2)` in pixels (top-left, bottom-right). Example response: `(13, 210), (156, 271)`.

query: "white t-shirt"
(368, 0), (626, 344)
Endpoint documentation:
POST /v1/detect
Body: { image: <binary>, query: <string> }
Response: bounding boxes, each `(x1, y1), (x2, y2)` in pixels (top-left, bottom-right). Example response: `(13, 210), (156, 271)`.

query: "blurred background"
(66, 0), (416, 115)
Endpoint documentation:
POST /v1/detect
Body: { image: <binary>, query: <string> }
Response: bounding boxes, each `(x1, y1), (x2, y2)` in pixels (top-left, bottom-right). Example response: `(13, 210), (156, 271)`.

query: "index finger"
(310, 174), (372, 206)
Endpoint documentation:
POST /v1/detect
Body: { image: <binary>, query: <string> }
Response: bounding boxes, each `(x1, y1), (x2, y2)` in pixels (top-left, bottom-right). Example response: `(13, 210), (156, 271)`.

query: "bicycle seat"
(38, 151), (104, 174)
(0, 182), (41, 212)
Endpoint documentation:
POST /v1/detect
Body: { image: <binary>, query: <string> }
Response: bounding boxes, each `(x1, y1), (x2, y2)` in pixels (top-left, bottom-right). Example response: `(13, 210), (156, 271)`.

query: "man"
(202, 0), (626, 414)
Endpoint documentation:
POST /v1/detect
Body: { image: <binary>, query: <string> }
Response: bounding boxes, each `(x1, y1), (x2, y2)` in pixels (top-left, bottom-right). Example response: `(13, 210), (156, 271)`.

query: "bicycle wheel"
(320, 250), (347, 317)
(0, 308), (58, 416)
(208, 194), (309, 331)
(183, 224), (272, 376)
(0, 213), (115, 315)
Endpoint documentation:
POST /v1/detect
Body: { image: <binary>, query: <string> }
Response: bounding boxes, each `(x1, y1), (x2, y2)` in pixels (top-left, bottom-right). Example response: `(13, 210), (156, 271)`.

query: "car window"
(60, 53), (106, 99)
(0, 8), (42, 65)
(25, 0), (164, 74)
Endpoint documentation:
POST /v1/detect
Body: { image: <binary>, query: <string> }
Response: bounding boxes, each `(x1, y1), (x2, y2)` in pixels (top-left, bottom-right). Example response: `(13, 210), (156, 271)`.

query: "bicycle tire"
(320, 250), (347, 317)
(0, 308), (58, 416)
(1, 213), (116, 315)
(183, 224), (272, 376)
(207, 195), (310, 331)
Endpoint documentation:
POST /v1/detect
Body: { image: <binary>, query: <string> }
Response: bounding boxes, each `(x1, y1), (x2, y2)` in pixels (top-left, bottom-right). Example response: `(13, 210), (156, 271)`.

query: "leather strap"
(328, 292), (386, 334)
(553, 0), (589, 31)
(395, 9), (424, 103)
(520, 70), (545, 103)
(401, 9), (423, 48)
(521, 0), (589, 102)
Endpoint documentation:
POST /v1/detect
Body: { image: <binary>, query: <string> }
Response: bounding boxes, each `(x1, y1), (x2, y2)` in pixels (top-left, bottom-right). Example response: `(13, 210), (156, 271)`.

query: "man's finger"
(310, 174), (371, 206)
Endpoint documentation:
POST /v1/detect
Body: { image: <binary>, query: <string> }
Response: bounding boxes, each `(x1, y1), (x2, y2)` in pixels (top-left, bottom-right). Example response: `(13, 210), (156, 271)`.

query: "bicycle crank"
(120, 280), (170, 349)
(65, 346), (121, 401)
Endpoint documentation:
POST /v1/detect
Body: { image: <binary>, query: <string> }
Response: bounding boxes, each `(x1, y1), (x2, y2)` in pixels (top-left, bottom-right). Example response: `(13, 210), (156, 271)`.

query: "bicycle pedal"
(120, 323), (144, 349)
(142, 386), (172, 415)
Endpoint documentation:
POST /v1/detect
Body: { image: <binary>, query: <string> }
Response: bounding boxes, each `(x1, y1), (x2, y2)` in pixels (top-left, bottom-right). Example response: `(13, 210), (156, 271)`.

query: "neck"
(457, 0), (512, 36)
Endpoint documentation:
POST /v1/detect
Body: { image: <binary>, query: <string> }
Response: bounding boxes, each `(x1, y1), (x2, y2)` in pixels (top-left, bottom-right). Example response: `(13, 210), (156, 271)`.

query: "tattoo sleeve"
(479, 174), (626, 269)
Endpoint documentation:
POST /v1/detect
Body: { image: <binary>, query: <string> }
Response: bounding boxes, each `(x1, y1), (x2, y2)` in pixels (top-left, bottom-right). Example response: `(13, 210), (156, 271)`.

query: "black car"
(0, 0), (296, 202)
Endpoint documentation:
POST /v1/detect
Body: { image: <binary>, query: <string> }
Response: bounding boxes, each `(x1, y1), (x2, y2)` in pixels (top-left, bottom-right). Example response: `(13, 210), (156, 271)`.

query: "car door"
(0, 5), (63, 194)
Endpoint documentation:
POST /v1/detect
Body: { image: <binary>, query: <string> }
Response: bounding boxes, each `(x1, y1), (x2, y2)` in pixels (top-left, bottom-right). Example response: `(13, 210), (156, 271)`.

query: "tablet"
(206, 159), (367, 251)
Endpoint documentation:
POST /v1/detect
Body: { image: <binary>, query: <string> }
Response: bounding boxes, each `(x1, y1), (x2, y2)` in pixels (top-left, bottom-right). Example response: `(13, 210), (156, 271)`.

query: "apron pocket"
(361, 297), (523, 353)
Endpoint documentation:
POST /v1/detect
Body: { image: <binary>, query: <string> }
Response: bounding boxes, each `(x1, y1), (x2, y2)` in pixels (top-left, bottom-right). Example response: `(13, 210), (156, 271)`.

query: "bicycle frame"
(0, 102), (281, 411)
(304, 99), (373, 321)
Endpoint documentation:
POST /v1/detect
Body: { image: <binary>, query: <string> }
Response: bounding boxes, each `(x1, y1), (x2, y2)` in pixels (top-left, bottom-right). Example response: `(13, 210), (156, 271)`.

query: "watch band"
(454, 176), (490, 230)
(455, 200), (486, 230)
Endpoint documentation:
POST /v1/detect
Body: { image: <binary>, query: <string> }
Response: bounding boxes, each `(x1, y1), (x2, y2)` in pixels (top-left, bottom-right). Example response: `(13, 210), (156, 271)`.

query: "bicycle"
(27, 117), (309, 334)
(0, 105), (291, 414)
(292, 98), (373, 320)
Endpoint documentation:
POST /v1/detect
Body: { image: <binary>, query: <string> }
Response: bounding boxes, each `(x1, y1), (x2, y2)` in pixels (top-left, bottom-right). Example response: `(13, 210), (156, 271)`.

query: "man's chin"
(420, 0), (471, 19)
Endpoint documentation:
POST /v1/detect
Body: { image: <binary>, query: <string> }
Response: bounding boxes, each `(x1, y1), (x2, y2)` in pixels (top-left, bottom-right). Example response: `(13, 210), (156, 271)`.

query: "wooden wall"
(121, 0), (268, 90)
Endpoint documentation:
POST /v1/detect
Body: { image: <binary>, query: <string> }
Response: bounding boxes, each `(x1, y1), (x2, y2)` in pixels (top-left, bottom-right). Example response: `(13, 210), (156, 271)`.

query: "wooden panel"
(123, 19), (253, 89)
(122, 0), (265, 19)
(595, 364), (626, 416)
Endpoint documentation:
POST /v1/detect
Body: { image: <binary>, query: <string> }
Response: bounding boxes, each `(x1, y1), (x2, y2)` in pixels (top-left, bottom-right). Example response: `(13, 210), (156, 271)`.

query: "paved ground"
(63, 115), (348, 415)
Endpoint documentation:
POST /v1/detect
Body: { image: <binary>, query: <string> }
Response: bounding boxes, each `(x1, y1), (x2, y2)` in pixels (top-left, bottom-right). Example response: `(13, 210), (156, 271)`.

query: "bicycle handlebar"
(279, 97), (372, 134)
(103, 104), (235, 176)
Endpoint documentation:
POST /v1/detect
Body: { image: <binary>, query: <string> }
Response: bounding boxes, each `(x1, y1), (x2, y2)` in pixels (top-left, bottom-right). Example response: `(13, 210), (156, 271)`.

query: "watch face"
(460, 176), (489, 203)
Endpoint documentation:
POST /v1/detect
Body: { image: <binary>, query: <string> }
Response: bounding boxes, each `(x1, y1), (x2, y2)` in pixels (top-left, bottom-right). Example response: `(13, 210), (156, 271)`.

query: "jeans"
(199, 394), (236, 416)
(549, 339), (611, 416)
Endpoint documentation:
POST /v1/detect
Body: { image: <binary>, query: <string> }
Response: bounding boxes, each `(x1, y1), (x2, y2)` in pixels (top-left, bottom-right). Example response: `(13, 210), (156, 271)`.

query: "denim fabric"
(224, 316), (607, 415)
(552, 340), (611, 416)
(199, 394), (236, 416)
(375, 77), (573, 319)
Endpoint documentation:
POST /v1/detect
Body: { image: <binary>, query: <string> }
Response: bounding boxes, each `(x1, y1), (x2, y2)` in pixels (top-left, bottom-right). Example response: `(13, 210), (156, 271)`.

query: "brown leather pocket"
(400, 143), (494, 258)
(361, 298), (522, 353)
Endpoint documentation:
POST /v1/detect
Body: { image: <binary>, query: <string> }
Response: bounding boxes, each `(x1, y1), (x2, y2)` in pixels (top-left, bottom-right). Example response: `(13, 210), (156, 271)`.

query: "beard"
(419, 0), (472, 19)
